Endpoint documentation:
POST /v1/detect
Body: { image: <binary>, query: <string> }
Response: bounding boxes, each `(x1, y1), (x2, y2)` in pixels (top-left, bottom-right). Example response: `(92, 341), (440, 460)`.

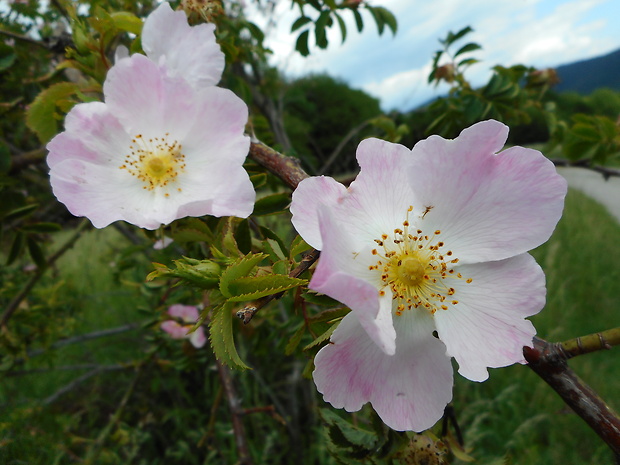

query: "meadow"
(1, 186), (619, 464)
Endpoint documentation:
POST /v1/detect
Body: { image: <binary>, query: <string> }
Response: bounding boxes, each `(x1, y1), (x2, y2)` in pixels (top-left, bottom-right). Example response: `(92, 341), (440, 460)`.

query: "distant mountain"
(554, 48), (620, 94)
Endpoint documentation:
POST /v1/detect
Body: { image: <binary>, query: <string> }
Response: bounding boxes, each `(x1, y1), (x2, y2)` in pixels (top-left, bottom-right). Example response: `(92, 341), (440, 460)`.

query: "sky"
(245, 0), (620, 111)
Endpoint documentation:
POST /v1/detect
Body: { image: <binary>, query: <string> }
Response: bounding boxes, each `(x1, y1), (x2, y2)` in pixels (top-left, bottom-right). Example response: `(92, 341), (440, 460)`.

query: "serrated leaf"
(146, 258), (220, 288)
(263, 238), (286, 262)
(110, 11), (143, 35)
(290, 235), (311, 259)
(221, 217), (241, 256)
(285, 322), (306, 355)
(26, 82), (80, 143)
(320, 408), (378, 451)
(170, 228), (212, 243)
(226, 275), (306, 301)
(253, 192), (291, 216)
(307, 306), (348, 324)
(209, 302), (250, 370)
(303, 322), (338, 351)
(303, 291), (341, 307)
(291, 16), (312, 32)
(295, 30), (310, 56)
(259, 226), (289, 257)
(219, 253), (267, 298)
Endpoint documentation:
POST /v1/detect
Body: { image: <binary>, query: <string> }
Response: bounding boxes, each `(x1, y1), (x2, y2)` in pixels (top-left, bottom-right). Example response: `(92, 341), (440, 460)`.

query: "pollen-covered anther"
(370, 209), (471, 316)
(120, 133), (186, 192)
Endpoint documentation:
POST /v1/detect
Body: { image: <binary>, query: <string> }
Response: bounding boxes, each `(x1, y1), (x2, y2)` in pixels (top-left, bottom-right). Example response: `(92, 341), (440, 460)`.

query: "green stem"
(560, 327), (620, 359)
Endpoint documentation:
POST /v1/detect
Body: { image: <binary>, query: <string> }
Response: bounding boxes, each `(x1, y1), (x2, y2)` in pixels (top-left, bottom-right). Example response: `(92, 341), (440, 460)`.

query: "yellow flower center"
(119, 133), (186, 196)
(368, 206), (472, 316)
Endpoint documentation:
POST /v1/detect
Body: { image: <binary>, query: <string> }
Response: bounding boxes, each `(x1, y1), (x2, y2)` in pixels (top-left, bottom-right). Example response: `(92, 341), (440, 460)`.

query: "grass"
(1, 187), (619, 464)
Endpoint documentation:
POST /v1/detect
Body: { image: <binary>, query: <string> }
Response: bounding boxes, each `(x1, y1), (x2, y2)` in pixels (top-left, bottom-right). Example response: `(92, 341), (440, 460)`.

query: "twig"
(43, 364), (129, 405)
(0, 28), (50, 50)
(25, 323), (140, 359)
(236, 248), (320, 324)
(523, 337), (620, 458)
(248, 140), (309, 191)
(1, 219), (90, 328)
(215, 358), (253, 465)
(560, 327), (620, 359)
(551, 159), (620, 179)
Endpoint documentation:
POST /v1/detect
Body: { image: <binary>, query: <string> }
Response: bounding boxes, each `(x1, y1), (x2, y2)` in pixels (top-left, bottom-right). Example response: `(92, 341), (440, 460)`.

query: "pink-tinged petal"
(168, 304), (199, 322)
(314, 310), (453, 431)
(408, 120), (567, 263)
(141, 2), (224, 88)
(189, 327), (207, 348)
(103, 54), (197, 135)
(290, 176), (347, 249)
(342, 138), (418, 238)
(433, 253), (545, 382)
(310, 206), (396, 354)
(161, 321), (188, 339)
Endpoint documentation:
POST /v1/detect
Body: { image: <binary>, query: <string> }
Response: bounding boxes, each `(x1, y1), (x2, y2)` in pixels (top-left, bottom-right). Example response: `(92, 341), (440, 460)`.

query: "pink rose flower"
(290, 120), (567, 431)
(161, 304), (206, 348)
(47, 53), (254, 229)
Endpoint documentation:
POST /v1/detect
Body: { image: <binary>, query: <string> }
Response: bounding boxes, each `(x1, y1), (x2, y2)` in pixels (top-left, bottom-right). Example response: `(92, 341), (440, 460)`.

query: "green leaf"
(454, 42), (481, 58)
(334, 12), (347, 43)
(19, 222), (62, 233)
(352, 9), (363, 32)
(2, 203), (38, 222)
(366, 6), (384, 35)
(110, 11), (143, 35)
(315, 11), (331, 49)
(259, 226), (289, 257)
(285, 322), (306, 356)
(295, 30), (310, 56)
(219, 253), (267, 298)
(263, 238), (286, 262)
(7, 232), (25, 265)
(26, 82), (80, 143)
(209, 302), (250, 370)
(445, 25), (473, 46)
(227, 275), (306, 302)
(0, 42), (16, 71)
(253, 192), (291, 216)
(374, 6), (397, 35)
(250, 172), (267, 189)
(290, 235), (312, 259)
(26, 236), (46, 268)
(303, 322), (338, 351)
(291, 16), (312, 32)
(234, 219), (252, 255)
(146, 258), (221, 288)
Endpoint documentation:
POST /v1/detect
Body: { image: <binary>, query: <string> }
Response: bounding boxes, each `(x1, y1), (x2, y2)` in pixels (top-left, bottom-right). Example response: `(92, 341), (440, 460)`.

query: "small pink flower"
(141, 2), (225, 89)
(47, 54), (254, 229)
(290, 120), (567, 431)
(161, 304), (206, 348)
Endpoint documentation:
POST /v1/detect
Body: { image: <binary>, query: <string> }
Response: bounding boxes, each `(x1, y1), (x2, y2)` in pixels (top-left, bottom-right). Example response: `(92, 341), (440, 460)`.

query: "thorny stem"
(236, 248), (320, 324)
(0, 219), (90, 328)
(216, 358), (253, 465)
(248, 140), (309, 191)
(523, 337), (620, 458)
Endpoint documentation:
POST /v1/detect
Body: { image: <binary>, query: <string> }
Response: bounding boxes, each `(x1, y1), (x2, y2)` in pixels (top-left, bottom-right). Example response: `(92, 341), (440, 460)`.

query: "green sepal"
(226, 275), (306, 302)
(209, 302), (250, 370)
(219, 253), (267, 298)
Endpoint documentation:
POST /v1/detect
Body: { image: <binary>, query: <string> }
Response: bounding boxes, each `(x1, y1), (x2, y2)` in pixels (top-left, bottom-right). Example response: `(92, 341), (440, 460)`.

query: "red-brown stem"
(248, 140), (309, 190)
(523, 337), (620, 458)
(215, 358), (253, 465)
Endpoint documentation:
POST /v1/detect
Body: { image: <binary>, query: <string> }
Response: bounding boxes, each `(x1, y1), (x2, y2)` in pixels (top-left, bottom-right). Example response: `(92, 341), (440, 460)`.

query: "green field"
(1, 187), (619, 464)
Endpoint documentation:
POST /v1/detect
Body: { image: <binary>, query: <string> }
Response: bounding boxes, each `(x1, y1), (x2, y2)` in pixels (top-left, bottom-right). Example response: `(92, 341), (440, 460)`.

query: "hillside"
(554, 48), (620, 94)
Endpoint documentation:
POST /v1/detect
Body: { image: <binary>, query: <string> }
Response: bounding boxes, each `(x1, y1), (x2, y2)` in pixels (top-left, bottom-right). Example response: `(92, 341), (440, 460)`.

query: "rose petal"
(314, 310), (453, 431)
(408, 120), (567, 263)
(161, 321), (189, 339)
(141, 2), (224, 88)
(189, 327), (207, 348)
(433, 253), (545, 381)
(168, 304), (200, 321)
(290, 176), (347, 250)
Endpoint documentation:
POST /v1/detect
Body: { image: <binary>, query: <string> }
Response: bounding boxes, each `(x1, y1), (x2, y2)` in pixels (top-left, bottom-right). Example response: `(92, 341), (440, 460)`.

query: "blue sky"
(247, 0), (620, 111)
